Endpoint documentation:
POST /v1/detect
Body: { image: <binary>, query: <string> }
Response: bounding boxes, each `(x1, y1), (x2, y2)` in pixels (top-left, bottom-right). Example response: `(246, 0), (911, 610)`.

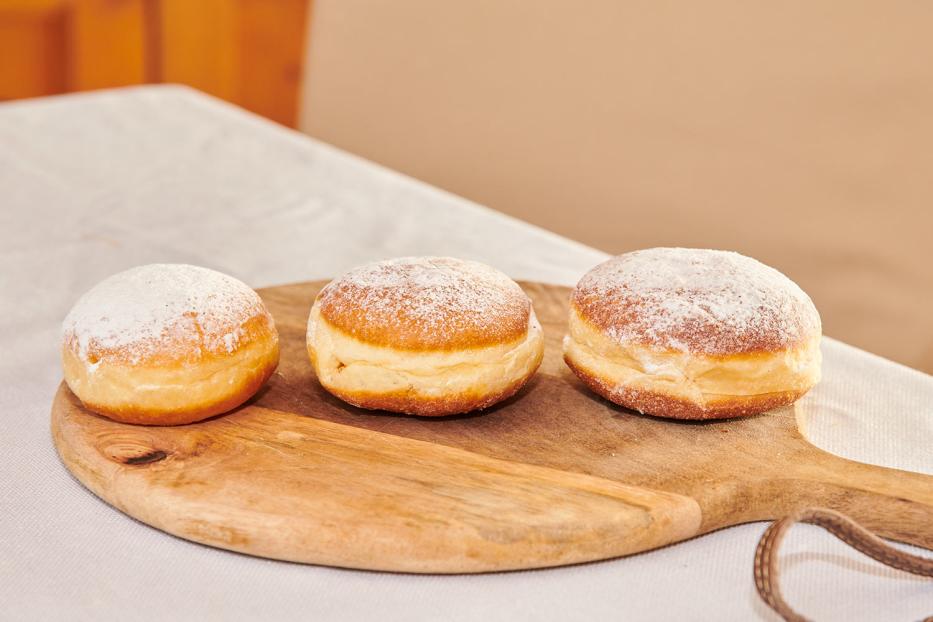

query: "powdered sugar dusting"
(318, 257), (531, 349)
(572, 248), (821, 354)
(62, 264), (269, 364)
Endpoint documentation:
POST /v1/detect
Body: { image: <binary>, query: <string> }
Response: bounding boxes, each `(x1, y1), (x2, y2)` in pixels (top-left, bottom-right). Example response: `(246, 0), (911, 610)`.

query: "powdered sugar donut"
(306, 257), (544, 416)
(61, 264), (279, 425)
(563, 248), (821, 419)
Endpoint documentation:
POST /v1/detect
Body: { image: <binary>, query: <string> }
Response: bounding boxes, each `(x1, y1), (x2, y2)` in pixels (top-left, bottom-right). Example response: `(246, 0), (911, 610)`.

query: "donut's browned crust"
(564, 355), (807, 420)
(570, 250), (821, 356)
(569, 295), (814, 355)
(318, 257), (531, 351)
(319, 367), (538, 417)
(66, 314), (277, 366)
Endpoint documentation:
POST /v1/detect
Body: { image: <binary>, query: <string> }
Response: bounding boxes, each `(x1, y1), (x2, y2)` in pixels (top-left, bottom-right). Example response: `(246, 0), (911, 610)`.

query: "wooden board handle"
(783, 449), (933, 550)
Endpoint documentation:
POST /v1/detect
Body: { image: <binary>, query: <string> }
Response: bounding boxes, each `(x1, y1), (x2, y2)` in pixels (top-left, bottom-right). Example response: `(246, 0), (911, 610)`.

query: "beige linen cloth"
(0, 86), (930, 621)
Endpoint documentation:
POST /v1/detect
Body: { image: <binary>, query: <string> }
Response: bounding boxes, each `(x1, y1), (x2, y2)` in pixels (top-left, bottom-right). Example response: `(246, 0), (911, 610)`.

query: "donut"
(61, 264), (279, 425)
(306, 257), (544, 416)
(563, 248), (822, 419)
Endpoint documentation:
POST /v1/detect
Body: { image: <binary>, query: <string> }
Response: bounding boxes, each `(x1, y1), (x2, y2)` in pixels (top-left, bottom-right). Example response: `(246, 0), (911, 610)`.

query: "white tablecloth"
(1, 85), (930, 621)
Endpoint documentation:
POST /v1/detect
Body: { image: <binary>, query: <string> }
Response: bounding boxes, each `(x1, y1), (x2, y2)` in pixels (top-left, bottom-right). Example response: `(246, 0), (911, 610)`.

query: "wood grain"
(68, 0), (148, 90)
(0, 0), (68, 100)
(0, 0), (309, 126)
(158, 0), (308, 126)
(51, 281), (933, 572)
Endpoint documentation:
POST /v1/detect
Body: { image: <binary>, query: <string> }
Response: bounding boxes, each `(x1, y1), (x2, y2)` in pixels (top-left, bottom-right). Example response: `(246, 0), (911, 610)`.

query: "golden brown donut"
(61, 264), (279, 425)
(563, 248), (822, 419)
(306, 257), (544, 416)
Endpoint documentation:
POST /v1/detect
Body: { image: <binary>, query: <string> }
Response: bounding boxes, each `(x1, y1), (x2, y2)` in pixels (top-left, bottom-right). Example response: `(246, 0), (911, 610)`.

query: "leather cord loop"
(754, 508), (933, 622)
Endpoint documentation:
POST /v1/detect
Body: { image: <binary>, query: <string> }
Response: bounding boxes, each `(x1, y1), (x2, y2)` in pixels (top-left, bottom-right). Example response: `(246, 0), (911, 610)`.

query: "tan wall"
(300, 1), (933, 373)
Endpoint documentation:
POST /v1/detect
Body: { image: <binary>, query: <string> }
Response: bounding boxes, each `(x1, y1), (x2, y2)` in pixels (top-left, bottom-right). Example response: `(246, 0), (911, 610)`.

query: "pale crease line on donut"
(128, 357), (272, 391)
(307, 302), (544, 398)
(64, 337), (277, 392)
(563, 308), (822, 404)
(62, 336), (279, 414)
(562, 334), (821, 403)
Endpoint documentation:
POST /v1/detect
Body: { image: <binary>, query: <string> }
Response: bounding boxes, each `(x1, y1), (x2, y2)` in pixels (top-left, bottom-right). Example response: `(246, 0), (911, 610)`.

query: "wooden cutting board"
(51, 281), (933, 573)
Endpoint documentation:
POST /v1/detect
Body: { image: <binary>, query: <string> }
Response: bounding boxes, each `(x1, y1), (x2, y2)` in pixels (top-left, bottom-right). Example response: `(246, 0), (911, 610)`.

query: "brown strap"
(754, 508), (933, 622)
